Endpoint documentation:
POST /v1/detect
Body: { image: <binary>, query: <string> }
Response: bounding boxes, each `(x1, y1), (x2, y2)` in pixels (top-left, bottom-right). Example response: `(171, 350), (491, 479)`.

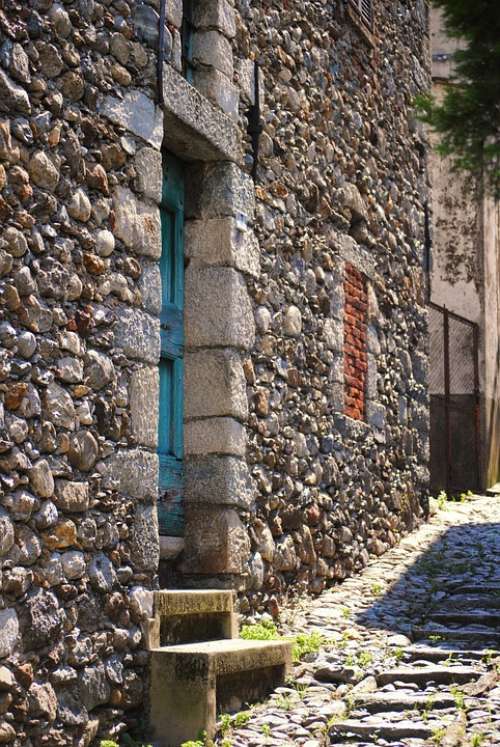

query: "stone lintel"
(185, 455), (254, 509)
(161, 63), (242, 164)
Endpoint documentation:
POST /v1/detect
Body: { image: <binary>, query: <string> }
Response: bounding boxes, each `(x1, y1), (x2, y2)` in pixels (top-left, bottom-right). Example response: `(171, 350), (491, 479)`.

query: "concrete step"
(376, 665), (481, 687)
(147, 589), (238, 647)
(150, 638), (293, 746)
(154, 589), (235, 617)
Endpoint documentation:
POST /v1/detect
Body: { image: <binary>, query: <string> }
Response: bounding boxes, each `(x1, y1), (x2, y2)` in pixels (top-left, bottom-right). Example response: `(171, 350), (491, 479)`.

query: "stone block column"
(181, 162), (259, 584)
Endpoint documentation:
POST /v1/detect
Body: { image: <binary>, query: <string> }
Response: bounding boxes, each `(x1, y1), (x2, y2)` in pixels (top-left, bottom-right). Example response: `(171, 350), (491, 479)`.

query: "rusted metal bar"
(428, 301), (476, 327)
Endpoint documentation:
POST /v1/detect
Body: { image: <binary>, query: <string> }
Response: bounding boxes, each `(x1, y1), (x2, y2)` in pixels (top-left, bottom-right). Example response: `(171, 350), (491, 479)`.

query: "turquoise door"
(158, 154), (184, 537)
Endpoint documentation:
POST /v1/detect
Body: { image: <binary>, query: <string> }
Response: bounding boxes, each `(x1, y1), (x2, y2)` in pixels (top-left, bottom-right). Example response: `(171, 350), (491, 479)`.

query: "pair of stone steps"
(329, 657), (482, 743)
(329, 584), (499, 745)
(147, 590), (292, 747)
(414, 585), (500, 648)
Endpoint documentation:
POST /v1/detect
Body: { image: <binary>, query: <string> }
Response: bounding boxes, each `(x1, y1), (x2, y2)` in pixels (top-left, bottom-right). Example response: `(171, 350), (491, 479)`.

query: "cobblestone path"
(217, 495), (500, 747)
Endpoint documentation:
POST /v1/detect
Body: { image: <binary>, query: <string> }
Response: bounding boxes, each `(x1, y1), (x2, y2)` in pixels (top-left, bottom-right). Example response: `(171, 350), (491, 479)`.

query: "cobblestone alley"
(217, 495), (500, 747)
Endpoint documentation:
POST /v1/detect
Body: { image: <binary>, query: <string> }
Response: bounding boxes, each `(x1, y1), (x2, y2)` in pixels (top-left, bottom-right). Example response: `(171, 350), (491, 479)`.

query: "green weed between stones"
(432, 726), (446, 745)
(345, 650), (374, 669)
(450, 685), (465, 710)
(434, 489), (474, 511)
(240, 621), (326, 662)
(260, 723), (271, 738)
(100, 741), (152, 747)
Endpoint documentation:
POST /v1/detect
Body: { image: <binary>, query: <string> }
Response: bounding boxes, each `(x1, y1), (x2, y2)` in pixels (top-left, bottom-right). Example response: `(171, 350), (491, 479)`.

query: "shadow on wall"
(353, 520), (500, 644)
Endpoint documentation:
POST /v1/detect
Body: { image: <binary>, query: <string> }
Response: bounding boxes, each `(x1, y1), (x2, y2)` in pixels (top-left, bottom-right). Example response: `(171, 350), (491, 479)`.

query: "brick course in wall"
(344, 263), (368, 421)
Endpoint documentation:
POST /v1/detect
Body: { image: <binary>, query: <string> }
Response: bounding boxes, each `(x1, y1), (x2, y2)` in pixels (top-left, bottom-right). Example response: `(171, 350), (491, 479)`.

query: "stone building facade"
(0, 0), (430, 743)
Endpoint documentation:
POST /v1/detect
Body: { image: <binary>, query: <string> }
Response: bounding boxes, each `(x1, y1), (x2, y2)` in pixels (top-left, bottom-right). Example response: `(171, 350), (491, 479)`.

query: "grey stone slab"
(185, 266), (255, 350)
(129, 366), (159, 449)
(114, 308), (160, 364)
(130, 503), (160, 572)
(185, 217), (259, 278)
(185, 417), (246, 457)
(180, 505), (250, 576)
(193, 0), (236, 38)
(329, 719), (436, 740)
(185, 454), (254, 509)
(0, 608), (18, 658)
(161, 63), (242, 163)
(98, 89), (164, 149)
(101, 448), (159, 501)
(192, 162), (255, 220)
(185, 350), (248, 420)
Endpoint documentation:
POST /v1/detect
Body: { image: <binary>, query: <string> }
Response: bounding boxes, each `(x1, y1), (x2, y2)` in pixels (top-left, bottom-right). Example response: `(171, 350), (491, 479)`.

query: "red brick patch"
(344, 263), (367, 421)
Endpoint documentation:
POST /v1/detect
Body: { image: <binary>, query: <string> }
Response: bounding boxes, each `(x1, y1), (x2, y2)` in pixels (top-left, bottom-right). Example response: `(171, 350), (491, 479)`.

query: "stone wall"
(237, 0), (431, 613)
(0, 0), (431, 742)
(0, 0), (166, 742)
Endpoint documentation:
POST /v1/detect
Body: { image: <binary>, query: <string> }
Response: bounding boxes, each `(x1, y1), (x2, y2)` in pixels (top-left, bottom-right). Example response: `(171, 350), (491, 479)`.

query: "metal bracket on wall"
(247, 61), (263, 182)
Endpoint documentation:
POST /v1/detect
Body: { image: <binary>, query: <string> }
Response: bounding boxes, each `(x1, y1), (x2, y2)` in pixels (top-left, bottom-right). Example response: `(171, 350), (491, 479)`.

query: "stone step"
(376, 665), (481, 687)
(486, 483), (500, 496)
(147, 589), (238, 647)
(455, 584), (500, 595)
(150, 638), (293, 746)
(414, 625), (500, 645)
(402, 645), (491, 663)
(442, 594), (500, 610)
(352, 691), (457, 712)
(428, 611), (500, 627)
(329, 718), (439, 740)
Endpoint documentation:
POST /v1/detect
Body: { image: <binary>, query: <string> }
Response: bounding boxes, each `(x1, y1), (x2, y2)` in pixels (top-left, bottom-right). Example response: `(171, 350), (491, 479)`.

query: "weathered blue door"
(158, 154), (184, 537)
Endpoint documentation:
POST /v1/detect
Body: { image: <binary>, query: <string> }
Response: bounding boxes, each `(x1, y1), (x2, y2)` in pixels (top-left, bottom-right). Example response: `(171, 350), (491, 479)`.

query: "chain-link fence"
(429, 303), (480, 495)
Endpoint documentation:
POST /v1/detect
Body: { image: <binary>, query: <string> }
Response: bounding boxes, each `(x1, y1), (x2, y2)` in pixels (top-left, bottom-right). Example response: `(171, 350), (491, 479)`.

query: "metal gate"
(428, 303), (480, 496)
